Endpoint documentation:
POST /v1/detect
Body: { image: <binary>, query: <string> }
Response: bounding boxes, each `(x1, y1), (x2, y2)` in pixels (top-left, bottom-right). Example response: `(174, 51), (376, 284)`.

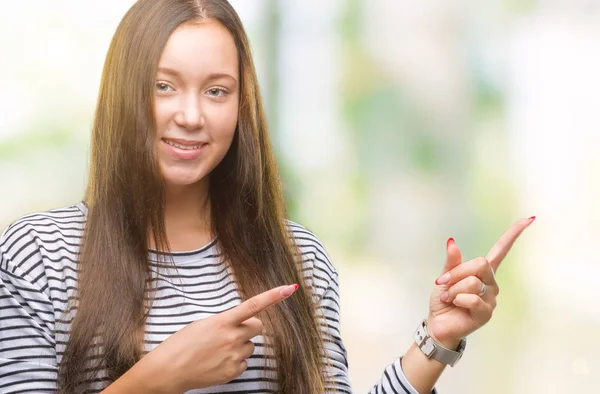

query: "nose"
(174, 93), (205, 131)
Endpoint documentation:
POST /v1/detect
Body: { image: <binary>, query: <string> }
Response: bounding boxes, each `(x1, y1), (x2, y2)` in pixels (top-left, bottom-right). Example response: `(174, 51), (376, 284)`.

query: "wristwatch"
(414, 319), (466, 367)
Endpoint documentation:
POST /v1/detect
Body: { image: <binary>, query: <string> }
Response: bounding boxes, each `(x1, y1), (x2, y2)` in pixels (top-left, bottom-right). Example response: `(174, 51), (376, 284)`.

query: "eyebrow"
(156, 67), (237, 83)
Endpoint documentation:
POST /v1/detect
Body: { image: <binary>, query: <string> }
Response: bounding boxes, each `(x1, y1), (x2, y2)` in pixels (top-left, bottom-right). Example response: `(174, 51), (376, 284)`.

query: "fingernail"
(440, 292), (449, 302)
(529, 216), (536, 222)
(447, 238), (455, 247)
(435, 273), (451, 285)
(280, 284), (298, 298)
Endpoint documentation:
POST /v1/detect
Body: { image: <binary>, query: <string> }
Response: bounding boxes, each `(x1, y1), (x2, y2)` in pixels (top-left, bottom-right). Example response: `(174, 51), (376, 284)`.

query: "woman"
(0, 0), (534, 393)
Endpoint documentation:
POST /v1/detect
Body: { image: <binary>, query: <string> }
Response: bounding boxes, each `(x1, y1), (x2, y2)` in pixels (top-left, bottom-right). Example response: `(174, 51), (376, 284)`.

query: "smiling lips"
(161, 138), (207, 160)
(162, 138), (206, 150)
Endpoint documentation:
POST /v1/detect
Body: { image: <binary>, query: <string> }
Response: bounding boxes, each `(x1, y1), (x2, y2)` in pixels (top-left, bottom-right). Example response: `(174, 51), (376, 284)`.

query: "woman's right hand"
(135, 284), (299, 393)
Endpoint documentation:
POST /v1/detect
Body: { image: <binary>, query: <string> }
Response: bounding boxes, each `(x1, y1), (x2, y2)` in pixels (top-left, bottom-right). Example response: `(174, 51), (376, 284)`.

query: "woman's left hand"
(426, 217), (535, 349)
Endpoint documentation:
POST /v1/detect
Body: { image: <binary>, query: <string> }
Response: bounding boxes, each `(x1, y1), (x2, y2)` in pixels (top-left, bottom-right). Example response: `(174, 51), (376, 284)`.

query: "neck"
(161, 179), (213, 251)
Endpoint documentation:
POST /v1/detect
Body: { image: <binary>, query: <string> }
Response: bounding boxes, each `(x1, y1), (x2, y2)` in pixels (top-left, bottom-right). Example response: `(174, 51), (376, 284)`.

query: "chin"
(161, 169), (207, 188)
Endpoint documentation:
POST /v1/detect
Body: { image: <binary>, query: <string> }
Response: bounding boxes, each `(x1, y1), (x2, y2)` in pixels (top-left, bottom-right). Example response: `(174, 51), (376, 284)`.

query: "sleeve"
(319, 270), (437, 394)
(0, 226), (58, 393)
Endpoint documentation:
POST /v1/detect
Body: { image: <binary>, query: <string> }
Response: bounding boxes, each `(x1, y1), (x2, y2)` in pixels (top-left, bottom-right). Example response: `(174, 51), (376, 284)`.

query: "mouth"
(161, 138), (206, 150)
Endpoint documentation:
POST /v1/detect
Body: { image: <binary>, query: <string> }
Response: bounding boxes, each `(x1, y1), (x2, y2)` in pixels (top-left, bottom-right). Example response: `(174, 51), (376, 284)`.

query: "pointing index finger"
(486, 216), (535, 272)
(226, 284), (298, 324)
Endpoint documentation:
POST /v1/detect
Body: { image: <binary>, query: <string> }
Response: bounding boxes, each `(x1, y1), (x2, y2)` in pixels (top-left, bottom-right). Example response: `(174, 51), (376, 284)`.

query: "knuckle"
(247, 298), (261, 316)
(465, 296), (474, 307)
(214, 317), (228, 330)
(234, 350), (245, 362)
(245, 317), (264, 337)
(238, 359), (248, 374)
(254, 319), (264, 334)
(224, 331), (240, 345)
(246, 342), (255, 357)
(467, 276), (480, 288)
(478, 257), (489, 272)
(224, 363), (240, 381)
(483, 313), (492, 325)
(223, 360), (246, 383)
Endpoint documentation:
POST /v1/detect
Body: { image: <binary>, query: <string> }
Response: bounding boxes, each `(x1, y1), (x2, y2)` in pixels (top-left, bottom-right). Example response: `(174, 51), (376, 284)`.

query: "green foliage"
(0, 129), (72, 161)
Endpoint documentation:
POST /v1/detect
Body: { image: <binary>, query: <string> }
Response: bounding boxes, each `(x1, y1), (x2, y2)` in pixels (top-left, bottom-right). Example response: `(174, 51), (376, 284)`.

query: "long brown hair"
(58, 0), (327, 392)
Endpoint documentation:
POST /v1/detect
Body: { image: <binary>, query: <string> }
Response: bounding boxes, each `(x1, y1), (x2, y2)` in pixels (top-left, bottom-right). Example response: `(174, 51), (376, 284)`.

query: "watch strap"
(414, 319), (466, 367)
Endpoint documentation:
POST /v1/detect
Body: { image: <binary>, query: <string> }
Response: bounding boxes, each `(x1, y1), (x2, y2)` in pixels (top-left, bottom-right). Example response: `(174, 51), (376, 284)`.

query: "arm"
(399, 343), (452, 393)
(317, 217), (534, 394)
(100, 352), (178, 394)
(0, 239), (58, 393)
(0, 220), (183, 394)
(288, 221), (437, 394)
(103, 284), (300, 394)
(319, 269), (436, 394)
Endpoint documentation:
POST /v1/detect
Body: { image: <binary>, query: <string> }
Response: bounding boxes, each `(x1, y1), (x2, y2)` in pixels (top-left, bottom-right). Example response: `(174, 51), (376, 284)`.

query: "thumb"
(440, 238), (462, 276)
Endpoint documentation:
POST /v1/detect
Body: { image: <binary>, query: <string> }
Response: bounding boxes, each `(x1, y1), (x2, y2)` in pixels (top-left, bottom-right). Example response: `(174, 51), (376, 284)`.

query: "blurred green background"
(1, 1), (599, 392)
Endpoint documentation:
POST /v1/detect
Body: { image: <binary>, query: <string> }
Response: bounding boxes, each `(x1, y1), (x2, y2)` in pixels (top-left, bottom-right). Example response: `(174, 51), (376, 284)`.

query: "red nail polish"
(447, 238), (455, 247)
(293, 284), (299, 291)
(529, 216), (536, 221)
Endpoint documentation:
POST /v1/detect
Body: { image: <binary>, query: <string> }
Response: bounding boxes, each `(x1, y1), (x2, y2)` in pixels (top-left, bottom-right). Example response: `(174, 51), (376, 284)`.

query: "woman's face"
(154, 19), (239, 188)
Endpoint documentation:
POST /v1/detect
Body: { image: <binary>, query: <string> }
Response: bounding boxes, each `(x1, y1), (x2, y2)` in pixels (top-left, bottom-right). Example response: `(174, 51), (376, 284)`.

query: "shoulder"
(0, 203), (86, 288)
(285, 220), (338, 298)
(1, 202), (86, 253)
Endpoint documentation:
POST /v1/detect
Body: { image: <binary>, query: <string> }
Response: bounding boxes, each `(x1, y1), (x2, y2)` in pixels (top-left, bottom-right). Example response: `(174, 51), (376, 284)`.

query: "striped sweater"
(0, 203), (431, 393)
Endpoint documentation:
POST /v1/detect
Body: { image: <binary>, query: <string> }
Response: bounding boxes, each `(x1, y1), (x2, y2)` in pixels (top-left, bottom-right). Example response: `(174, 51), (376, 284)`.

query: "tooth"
(165, 140), (201, 150)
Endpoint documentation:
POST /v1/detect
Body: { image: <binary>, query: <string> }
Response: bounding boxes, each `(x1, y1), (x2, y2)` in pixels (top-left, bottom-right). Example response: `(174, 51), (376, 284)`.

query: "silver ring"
(478, 283), (487, 297)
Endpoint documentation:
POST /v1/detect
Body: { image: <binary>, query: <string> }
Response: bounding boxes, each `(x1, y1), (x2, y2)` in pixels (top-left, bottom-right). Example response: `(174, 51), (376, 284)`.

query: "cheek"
(153, 101), (172, 135)
(211, 100), (239, 142)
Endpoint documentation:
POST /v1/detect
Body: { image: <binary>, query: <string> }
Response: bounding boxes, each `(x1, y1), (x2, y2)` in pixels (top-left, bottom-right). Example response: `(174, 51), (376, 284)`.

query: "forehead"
(158, 19), (239, 79)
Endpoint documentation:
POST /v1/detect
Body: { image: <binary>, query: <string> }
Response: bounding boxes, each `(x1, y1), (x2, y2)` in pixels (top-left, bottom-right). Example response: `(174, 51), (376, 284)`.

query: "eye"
(156, 82), (174, 93)
(206, 87), (229, 97)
